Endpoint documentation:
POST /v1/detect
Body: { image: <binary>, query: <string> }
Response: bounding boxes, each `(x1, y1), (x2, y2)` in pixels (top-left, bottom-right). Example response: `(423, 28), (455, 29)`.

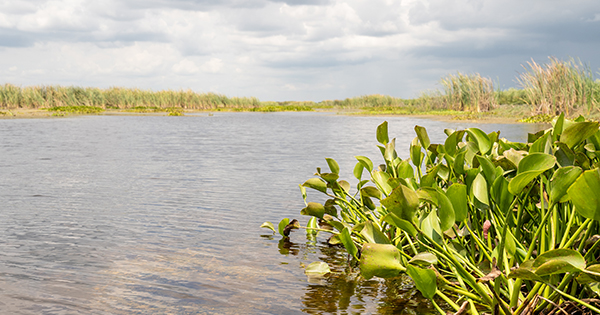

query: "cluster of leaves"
(262, 115), (600, 314)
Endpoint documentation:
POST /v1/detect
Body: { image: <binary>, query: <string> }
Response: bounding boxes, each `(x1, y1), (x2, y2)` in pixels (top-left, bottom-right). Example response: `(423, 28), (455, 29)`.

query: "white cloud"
(0, 0), (598, 100)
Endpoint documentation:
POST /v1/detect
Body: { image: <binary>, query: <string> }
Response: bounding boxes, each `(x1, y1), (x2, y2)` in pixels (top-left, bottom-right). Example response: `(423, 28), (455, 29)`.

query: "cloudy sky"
(1, 0), (599, 101)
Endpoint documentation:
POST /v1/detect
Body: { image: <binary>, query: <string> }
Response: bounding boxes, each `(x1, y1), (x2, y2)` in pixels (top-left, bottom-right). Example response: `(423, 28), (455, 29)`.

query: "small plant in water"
(263, 115), (600, 314)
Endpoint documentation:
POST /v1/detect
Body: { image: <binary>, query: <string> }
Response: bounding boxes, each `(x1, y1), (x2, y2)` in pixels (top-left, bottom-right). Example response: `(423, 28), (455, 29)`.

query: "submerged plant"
(263, 115), (600, 314)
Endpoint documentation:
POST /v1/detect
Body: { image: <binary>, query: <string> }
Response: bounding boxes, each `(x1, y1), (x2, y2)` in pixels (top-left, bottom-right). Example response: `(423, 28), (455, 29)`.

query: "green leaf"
(552, 112), (565, 141)
(476, 155), (497, 186)
(560, 121), (600, 149)
(409, 252), (438, 266)
(410, 137), (423, 168)
(508, 267), (544, 282)
(472, 173), (490, 209)
(360, 221), (390, 244)
(397, 160), (414, 179)
(300, 202), (325, 219)
(359, 243), (405, 279)
(491, 175), (514, 214)
(325, 158), (340, 175)
(377, 121), (389, 145)
(414, 125), (431, 150)
(260, 221), (277, 233)
(549, 166), (583, 204)
(508, 153), (556, 195)
(446, 183), (468, 222)
(466, 128), (492, 154)
(339, 227), (358, 260)
(353, 162), (365, 180)
(420, 210), (443, 244)
(407, 265), (437, 299)
(305, 261), (331, 276)
(533, 248), (586, 276)
(530, 131), (552, 154)
(383, 213), (417, 236)
(361, 186), (382, 200)
(278, 218), (290, 236)
(372, 170), (393, 196)
(381, 184), (419, 222)
(435, 188), (455, 231)
(568, 168), (600, 221)
(356, 156), (374, 173)
(302, 178), (328, 193)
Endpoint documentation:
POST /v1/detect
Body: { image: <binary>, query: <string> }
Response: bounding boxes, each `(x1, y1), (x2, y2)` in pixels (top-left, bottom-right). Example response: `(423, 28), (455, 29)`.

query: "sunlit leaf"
(568, 168), (600, 221)
(508, 153), (556, 195)
(549, 166), (583, 204)
(354, 162), (365, 180)
(472, 173), (490, 209)
(325, 158), (340, 175)
(560, 121), (600, 149)
(305, 261), (331, 276)
(356, 156), (374, 173)
(360, 221), (390, 244)
(466, 128), (492, 154)
(415, 125), (431, 150)
(302, 178), (328, 193)
(409, 252), (438, 266)
(383, 213), (417, 237)
(278, 218), (290, 236)
(260, 221), (277, 233)
(382, 184), (419, 222)
(339, 227), (358, 260)
(359, 243), (404, 279)
(446, 183), (467, 222)
(377, 121), (389, 145)
(307, 217), (318, 236)
(300, 202), (325, 219)
(407, 265), (437, 299)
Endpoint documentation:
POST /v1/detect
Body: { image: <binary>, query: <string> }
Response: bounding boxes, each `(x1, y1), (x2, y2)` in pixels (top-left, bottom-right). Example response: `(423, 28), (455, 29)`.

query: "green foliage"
(265, 117), (600, 314)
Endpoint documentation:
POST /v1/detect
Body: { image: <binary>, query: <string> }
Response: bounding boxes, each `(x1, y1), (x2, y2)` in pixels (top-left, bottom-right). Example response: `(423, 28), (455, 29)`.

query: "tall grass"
(0, 85), (261, 110)
(518, 57), (600, 116)
(439, 72), (497, 112)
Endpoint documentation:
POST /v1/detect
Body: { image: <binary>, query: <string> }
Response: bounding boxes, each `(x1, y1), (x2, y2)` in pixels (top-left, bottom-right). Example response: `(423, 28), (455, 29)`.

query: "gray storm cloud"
(0, 0), (598, 101)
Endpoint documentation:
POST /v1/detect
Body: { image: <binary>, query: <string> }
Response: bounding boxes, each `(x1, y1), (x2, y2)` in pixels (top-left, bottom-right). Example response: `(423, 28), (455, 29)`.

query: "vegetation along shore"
(1, 57), (599, 122)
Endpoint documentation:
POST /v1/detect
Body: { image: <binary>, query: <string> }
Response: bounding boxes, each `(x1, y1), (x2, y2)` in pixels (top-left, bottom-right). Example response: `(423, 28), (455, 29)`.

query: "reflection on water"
(0, 113), (544, 314)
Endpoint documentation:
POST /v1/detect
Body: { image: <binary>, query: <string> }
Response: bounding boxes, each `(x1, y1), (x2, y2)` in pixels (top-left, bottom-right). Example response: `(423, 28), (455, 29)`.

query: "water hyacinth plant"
(262, 116), (600, 314)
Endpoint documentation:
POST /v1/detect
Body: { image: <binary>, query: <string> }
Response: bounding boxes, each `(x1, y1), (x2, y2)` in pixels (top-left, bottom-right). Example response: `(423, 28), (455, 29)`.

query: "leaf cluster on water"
(262, 113), (600, 314)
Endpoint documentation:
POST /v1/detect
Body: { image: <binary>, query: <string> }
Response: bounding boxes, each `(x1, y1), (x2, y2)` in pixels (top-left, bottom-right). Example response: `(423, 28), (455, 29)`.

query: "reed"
(517, 57), (600, 116)
(439, 72), (497, 112)
(0, 85), (262, 110)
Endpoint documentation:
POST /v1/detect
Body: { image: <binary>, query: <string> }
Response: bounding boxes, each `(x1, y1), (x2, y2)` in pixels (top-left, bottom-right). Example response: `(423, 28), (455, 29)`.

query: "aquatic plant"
(440, 72), (497, 112)
(263, 115), (600, 314)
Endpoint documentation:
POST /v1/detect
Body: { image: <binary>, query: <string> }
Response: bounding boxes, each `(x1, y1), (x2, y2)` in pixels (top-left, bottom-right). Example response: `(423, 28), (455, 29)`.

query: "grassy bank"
(1, 57), (599, 121)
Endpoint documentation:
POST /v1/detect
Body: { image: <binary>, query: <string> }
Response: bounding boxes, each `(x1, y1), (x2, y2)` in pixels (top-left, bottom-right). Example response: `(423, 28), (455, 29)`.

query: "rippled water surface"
(0, 112), (544, 314)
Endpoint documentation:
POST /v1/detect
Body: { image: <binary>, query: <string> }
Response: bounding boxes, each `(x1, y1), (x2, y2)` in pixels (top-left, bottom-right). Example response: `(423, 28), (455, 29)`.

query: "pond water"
(0, 112), (544, 314)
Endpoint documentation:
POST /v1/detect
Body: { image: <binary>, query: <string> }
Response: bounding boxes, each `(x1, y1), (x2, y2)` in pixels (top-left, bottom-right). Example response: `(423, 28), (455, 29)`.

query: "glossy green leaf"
(302, 178), (328, 193)
(555, 142), (575, 167)
(260, 221), (277, 233)
(384, 138), (397, 163)
(409, 252), (438, 266)
(420, 210), (442, 244)
(377, 121), (389, 145)
(466, 128), (492, 154)
(530, 131), (552, 154)
(549, 166), (583, 204)
(319, 173), (339, 183)
(360, 243), (405, 279)
(339, 227), (358, 260)
(300, 202), (325, 219)
(325, 158), (340, 175)
(278, 218), (290, 236)
(552, 112), (565, 141)
(560, 121), (599, 149)
(383, 213), (417, 237)
(305, 261), (331, 276)
(410, 137), (422, 168)
(568, 168), (600, 221)
(381, 184), (419, 222)
(360, 221), (390, 244)
(533, 249), (585, 276)
(415, 125), (430, 150)
(397, 160), (414, 179)
(435, 189), (455, 231)
(491, 175), (514, 214)
(446, 183), (467, 222)
(361, 186), (382, 200)
(355, 156), (374, 173)
(508, 153), (556, 195)
(354, 162), (365, 180)
(372, 170), (392, 196)
(338, 180), (350, 193)
(476, 155), (497, 186)
(472, 173), (490, 209)
(406, 265), (437, 299)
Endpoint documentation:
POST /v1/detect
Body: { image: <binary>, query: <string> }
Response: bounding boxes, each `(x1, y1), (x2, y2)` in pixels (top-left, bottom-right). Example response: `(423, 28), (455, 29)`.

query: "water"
(0, 112), (544, 314)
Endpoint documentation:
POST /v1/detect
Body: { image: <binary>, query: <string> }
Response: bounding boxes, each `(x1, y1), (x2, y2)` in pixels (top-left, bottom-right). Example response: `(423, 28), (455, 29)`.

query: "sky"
(0, 0), (599, 101)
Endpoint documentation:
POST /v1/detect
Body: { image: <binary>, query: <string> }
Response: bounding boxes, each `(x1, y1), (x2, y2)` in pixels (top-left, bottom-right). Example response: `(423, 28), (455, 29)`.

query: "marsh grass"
(518, 57), (600, 116)
(439, 72), (497, 112)
(0, 85), (261, 110)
